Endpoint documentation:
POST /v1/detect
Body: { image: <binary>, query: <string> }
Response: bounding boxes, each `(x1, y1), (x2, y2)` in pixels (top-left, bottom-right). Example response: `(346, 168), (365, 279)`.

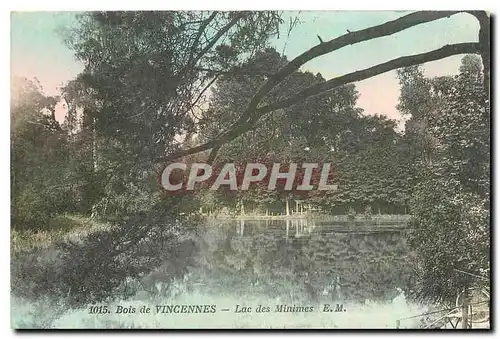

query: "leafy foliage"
(10, 11), (489, 312)
(401, 56), (490, 303)
(11, 78), (75, 229)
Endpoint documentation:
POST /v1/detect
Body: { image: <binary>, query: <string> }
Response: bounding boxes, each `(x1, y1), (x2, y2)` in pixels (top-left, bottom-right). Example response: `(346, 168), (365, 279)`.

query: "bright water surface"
(12, 218), (430, 329)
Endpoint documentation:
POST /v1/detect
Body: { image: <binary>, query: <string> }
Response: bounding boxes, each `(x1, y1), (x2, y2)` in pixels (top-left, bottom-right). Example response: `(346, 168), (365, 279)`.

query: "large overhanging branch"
(255, 43), (480, 114)
(467, 11), (490, 97)
(200, 10), (468, 161)
(241, 10), (461, 124)
(196, 11), (461, 144)
(165, 41), (480, 163)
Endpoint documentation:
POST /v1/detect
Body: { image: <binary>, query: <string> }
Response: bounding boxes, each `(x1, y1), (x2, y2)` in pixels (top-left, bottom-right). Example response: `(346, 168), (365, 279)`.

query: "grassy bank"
(11, 214), (112, 254)
(11, 213), (200, 311)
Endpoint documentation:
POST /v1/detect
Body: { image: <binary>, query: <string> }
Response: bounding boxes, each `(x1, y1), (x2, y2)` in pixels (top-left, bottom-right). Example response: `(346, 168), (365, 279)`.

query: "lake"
(196, 218), (413, 304)
(12, 217), (431, 329)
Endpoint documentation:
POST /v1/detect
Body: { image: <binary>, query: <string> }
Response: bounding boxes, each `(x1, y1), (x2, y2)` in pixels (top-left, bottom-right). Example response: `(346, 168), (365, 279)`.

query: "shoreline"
(206, 214), (412, 223)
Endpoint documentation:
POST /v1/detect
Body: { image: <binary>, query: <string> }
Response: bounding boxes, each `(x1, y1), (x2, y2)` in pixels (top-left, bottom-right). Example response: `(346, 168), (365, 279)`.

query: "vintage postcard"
(10, 10), (490, 329)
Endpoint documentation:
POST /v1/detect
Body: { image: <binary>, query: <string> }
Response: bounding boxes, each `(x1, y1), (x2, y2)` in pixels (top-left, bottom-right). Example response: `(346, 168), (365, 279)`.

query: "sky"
(10, 11), (480, 126)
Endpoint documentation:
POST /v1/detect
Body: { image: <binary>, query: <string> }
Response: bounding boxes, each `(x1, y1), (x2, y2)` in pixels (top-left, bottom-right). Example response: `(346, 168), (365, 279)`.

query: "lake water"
(197, 218), (412, 302)
(11, 218), (431, 329)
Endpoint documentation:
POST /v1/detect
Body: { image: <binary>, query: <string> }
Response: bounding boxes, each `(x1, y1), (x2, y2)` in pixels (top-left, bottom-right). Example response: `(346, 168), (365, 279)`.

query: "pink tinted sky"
(11, 11), (480, 126)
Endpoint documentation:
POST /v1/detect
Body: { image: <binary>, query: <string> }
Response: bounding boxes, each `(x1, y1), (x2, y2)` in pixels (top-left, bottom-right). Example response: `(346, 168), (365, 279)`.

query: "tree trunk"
(239, 219), (245, 236)
(462, 287), (469, 329)
(90, 117), (99, 219)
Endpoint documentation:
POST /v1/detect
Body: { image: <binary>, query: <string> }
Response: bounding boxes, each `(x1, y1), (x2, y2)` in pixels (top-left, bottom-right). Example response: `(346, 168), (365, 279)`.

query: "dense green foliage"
(398, 56), (490, 303)
(196, 48), (413, 215)
(11, 78), (78, 228)
(10, 11), (489, 309)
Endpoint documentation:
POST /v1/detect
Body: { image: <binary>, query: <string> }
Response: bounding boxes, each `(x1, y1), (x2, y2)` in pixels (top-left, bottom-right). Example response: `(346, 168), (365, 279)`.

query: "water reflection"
(236, 219), (316, 238)
(199, 218), (411, 304)
(11, 217), (420, 329)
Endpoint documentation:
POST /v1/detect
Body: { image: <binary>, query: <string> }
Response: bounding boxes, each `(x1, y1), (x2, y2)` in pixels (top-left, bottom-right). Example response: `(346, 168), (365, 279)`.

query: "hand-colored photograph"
(10, 10), (490, 329)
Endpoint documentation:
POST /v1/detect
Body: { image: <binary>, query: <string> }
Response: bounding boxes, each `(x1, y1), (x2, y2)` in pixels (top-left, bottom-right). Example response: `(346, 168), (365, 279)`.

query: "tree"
(196, 48), (363, 213)
(63, 11), (488, 220)
(63, 11), (283, 219)
(11, 77), (74, 229)
(166, 11), (487, 164)
(404, 56), (490, 303)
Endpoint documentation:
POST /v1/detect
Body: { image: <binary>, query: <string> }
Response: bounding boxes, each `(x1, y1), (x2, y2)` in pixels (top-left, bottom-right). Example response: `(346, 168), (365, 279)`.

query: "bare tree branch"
(242, 11), (461, 122)
(467, 11), (490, 96)
(192, 11), (463, 163)
(182, 74), (219, 119)
(207, 145), (221, 164)
(187, 12), (219, 66)
(165, 42), (480, 162)
(193, 66), (274, 76)
(190, 13), (244, 68)
(256, 43), (480, 114)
